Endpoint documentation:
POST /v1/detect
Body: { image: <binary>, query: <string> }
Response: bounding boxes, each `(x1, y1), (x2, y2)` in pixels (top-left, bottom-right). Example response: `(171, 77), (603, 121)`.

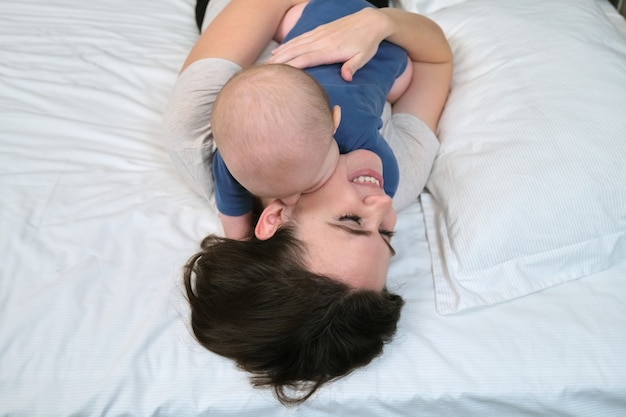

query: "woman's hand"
(267, 7), (392, 81)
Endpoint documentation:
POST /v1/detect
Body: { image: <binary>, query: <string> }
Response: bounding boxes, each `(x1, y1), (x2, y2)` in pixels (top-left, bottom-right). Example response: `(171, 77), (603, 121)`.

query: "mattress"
(1, 0), (625, 415)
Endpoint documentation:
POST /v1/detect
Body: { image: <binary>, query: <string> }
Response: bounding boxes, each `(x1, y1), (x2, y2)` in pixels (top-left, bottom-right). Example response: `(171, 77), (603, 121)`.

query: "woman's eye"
(339, 214), (362, 225)
(379, 229), (395, 239)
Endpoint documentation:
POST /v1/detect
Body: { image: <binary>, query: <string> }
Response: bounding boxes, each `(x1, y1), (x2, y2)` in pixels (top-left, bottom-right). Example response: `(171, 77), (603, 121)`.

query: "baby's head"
(212, 63), (340, 204)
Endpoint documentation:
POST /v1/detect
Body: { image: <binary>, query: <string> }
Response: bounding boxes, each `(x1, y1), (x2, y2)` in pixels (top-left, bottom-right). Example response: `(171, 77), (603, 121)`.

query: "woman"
(164, 0), (452, 405)
(184, 150), (405, 406)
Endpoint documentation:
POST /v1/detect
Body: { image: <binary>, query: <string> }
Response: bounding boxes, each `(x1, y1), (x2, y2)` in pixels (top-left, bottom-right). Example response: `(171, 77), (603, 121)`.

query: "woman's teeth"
(353, 175), (380, 187)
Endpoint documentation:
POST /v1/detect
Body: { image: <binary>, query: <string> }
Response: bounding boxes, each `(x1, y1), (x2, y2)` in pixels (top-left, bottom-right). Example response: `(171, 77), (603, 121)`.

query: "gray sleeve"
(380, 111), (440, 212)
(161, 58), (241, 202)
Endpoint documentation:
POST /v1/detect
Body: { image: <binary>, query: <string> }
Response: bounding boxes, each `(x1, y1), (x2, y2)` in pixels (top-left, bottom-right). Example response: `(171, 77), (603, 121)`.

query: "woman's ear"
(254, 200), (288, 240)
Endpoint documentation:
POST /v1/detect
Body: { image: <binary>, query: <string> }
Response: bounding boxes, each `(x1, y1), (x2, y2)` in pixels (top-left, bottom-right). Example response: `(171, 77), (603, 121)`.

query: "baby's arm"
(213, 152), (256, 240)
(219, 212), (254, 240)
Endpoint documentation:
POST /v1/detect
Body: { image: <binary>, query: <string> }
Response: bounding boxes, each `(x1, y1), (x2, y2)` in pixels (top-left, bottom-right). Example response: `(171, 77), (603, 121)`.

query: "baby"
(211, 0), (412, 239)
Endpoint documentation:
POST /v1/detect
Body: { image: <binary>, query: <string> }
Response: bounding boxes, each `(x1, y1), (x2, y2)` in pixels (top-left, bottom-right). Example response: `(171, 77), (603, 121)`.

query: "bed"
(1, 0), (625, 415)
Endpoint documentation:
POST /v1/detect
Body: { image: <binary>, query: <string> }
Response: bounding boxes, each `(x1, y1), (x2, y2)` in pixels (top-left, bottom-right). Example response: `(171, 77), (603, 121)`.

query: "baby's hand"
(219, 212), (254, 240)
(267, 8), (390, 82)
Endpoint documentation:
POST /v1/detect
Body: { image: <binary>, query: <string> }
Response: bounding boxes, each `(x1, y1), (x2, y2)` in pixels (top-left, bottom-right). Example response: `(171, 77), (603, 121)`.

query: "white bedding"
(423, 0), (626, 314)
(1, 0), (626, 416)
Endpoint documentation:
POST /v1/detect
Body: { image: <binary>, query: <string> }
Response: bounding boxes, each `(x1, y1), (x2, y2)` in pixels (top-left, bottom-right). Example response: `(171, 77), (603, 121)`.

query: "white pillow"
(421, 0), (626, 314)
(392, 0), (467, 14)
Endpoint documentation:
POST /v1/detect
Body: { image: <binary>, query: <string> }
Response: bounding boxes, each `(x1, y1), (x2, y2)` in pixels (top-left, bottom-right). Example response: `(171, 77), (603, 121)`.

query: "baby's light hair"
(211, 64), (335, 193)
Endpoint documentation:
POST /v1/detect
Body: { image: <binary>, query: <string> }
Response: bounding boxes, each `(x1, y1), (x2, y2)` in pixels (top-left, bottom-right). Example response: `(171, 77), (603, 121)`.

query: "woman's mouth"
(349, 169), (384, 189)
(353, 175), (381, 188)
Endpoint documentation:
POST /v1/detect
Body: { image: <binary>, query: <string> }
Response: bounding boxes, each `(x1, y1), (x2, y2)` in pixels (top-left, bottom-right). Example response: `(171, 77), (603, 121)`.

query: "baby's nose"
(281, 194), (301, 206)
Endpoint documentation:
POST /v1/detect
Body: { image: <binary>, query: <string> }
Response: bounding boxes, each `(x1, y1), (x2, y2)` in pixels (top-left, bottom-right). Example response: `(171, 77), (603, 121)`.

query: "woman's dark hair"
(183, 227), (404, 405)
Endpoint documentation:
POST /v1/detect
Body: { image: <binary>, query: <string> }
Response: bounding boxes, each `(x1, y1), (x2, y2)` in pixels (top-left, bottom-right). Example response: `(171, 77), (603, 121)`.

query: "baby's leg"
(274, 2), (308, 42)
(387, 57), (413, 104)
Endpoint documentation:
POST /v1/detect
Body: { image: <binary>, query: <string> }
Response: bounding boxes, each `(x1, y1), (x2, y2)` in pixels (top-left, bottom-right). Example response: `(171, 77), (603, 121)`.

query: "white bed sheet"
(1, 0), (626, 416)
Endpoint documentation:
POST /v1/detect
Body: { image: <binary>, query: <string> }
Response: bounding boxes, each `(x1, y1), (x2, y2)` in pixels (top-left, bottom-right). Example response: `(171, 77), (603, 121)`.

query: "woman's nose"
(363, 194), (396, 230)
(363, 193), (393, 214)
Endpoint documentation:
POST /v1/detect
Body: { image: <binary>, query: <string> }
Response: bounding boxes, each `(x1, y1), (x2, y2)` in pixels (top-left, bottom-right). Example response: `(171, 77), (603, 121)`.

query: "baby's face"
(274, 138), (340, 206)
(231, 137), (340, 205)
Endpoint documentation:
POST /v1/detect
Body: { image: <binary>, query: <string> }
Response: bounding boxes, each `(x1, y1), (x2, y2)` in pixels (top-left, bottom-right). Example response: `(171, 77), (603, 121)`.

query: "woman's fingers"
(340, 61), (356, 82)
(268, 46), (368, 82)
(267, 8), (385, 80)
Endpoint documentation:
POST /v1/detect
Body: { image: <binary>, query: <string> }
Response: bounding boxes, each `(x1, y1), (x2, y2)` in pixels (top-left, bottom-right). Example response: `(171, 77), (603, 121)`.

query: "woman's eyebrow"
(327, 223), (396, 256)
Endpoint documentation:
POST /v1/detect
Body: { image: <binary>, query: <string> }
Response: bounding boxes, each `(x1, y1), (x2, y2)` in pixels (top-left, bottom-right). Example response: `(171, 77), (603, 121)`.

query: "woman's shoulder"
(165, 57), (239, 121)
(179, 57), (242, 81)
(162, 57), (241, 154)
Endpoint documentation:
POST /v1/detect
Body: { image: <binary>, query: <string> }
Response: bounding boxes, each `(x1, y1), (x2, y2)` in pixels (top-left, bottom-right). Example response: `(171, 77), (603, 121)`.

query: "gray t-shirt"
(161, 57), (439, 212)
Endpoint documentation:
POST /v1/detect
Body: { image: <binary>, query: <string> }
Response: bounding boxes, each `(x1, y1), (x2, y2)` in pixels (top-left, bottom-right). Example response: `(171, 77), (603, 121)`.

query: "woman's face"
(289, 149), (397, 291)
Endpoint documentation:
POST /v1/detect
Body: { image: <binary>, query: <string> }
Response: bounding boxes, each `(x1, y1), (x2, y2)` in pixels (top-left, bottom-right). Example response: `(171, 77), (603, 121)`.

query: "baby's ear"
(254, 200), (288, 240)
(332, 105), (342, 133)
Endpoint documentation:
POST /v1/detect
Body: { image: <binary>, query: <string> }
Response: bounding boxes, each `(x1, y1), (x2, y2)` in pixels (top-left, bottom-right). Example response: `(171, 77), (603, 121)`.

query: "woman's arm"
(379, 9), (452, 132)
(181, 0), (307, 72)
(268, 7), (453, 131)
